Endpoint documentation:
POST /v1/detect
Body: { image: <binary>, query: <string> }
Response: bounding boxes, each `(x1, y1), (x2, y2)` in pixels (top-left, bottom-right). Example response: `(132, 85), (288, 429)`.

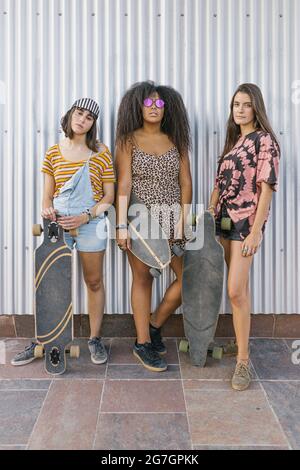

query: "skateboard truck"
(49, 347), (61, 366)
(32, 221), (60, 242)
(47, 221), (59, 243)
(49, 221), (79, 242)
(179, 339), (238, 360)
(34, 344), (80, 361)
(32, 221), (78, 239)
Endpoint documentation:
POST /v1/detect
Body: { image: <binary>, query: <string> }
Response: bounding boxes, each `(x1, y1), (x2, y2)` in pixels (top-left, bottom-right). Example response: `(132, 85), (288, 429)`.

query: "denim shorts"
(215, 205), (243, 241)
(63, 216), (108, 252)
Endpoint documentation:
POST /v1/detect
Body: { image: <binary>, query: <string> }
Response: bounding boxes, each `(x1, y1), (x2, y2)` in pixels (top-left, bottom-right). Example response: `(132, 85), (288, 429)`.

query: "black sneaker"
(11, 342), (39, 366)
(150, 324), (167, 355)
(133, 341), (167, 372)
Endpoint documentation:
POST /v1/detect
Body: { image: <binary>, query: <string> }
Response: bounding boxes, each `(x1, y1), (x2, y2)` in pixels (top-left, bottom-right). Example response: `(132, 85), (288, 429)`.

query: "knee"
(85, 278), (103, 292)
(227, 286), (247, 306)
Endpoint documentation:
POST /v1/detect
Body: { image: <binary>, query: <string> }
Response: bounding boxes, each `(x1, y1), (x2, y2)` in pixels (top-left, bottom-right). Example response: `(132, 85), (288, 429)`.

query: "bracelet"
(116, 224), (128, 230)
(83, 209), (93, 224)
(208, 205), (216, 211)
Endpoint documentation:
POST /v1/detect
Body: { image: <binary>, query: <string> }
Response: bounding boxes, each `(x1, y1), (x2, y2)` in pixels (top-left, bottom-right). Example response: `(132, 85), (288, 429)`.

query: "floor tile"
(261, 381), (300, 449)
(0, 390), (47, 445)
(185, 389), (289, 447)
(0, 379), (51, 390)
(101, 380), (185, 413)
(94, 413), (191, 450)
(250, 339), (300, 380)
(28, 380), (103, 449)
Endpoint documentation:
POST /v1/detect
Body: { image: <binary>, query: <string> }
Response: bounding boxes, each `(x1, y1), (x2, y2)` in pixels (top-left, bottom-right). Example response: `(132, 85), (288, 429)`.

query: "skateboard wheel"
(69, 345), (80, 359)
(34, 344), (44, 358)
(149, 268), (161, 278)
(32, 224), (43, 236)
(212, 346), (223, 360)
(172, 245), (184, 257)
(69, 229), (78, 237)
(179, 339), (189, 353)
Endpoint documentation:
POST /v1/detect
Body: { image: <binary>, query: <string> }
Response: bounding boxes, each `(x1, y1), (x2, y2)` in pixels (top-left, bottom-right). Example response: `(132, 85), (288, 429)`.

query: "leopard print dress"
(131, 142), (186, 252)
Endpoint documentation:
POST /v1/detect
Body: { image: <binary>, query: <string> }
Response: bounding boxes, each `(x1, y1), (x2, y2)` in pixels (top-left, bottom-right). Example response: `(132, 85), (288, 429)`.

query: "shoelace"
(143, 343), (161, 362)
(235, 362), (252, 378)
(16, 342), (36, 358)
(93, 338), (105, 354)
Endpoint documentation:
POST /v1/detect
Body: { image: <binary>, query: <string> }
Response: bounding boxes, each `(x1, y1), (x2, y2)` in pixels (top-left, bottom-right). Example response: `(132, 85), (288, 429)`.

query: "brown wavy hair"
(115, 81), (191, 157)
(221, 83), (280, 159)
(60, 107), (99, 152)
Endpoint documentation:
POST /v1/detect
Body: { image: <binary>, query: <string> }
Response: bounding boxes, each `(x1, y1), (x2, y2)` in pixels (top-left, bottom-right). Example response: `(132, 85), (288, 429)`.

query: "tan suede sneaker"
(231, 361), (252, 391)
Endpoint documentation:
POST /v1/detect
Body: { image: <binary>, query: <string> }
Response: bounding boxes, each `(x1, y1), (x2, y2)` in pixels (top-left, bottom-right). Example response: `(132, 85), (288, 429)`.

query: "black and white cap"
(71, 98), (100, 119)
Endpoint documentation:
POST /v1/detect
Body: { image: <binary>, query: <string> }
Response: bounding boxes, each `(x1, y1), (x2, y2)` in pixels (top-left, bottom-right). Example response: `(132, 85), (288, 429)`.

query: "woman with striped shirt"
(11, 98), (115, 367)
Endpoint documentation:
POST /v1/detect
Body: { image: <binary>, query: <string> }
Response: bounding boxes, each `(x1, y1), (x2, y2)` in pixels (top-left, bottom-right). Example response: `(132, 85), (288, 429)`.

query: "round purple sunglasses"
(143, 97), (165, 109)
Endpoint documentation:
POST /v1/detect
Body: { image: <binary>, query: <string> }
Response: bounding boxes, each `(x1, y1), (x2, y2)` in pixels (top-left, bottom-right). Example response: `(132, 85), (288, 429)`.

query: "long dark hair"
(221, 83), (280, 159)
(60, 107), (99, 152)
(116, 81), (191, 156)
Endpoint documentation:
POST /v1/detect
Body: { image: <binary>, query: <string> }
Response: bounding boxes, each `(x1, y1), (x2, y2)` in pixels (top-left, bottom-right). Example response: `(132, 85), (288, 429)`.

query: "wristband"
(83, 209), (93, 224)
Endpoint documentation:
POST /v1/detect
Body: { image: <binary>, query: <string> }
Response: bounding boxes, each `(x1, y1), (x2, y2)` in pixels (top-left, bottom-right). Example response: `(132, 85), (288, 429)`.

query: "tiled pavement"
(0, 337), (299, 450)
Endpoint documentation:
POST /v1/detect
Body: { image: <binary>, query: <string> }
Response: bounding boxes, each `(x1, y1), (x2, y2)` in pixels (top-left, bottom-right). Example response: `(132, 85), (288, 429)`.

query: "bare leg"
(222, 240), (253, 363)
(79, 251), (105, 338)
(218, 236), (231, 267)
(151, 255), (183, 328)
(127, 251), (153, 344)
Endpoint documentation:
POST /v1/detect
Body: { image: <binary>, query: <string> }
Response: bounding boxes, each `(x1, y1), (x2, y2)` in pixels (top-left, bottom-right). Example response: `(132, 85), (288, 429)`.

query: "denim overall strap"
(53, 151), (97, 216)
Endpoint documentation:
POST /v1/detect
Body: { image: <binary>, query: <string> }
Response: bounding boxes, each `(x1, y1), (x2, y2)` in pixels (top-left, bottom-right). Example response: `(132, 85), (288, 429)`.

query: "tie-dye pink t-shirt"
(214, 130), (280, 239)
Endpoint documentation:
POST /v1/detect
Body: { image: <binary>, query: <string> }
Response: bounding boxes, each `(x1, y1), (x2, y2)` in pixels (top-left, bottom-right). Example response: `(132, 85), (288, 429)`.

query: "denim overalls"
(53, 153), (107, 252)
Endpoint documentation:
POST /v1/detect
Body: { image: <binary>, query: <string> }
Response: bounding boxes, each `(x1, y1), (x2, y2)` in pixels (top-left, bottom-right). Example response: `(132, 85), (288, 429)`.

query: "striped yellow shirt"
(42, 143), (116, 202)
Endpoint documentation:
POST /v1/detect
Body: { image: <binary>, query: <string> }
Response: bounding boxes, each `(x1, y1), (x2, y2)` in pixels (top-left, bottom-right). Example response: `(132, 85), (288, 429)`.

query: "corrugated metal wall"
(0, 0), (299, 315)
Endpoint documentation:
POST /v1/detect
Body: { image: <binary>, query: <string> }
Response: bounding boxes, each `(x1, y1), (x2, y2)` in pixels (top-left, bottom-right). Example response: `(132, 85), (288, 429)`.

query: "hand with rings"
(242, 246), (249, 256)
(241, 230), (262, 257)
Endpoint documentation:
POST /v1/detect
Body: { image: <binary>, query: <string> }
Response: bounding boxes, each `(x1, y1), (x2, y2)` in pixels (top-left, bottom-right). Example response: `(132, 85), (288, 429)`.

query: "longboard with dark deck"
(33, 219), (79, 375)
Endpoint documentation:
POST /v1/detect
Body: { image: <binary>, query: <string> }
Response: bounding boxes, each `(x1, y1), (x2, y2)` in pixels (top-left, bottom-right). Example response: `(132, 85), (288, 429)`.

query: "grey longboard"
(111, 192), (184, 277)
(180, 211), (224, 366)
(33, 219), (80, 375)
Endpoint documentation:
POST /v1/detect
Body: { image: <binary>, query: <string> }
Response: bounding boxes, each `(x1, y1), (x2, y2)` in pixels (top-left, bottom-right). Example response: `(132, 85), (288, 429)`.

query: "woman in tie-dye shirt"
(209, 83), (280, 391)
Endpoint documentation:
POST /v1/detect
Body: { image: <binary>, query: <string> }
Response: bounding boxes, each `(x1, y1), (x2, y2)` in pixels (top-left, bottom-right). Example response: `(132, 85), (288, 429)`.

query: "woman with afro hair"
(115, 81), (192, 372)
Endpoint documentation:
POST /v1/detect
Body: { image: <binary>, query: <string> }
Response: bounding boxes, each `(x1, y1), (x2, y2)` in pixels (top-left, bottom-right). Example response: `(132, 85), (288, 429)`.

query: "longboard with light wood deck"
(125, 193), (184, 277)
